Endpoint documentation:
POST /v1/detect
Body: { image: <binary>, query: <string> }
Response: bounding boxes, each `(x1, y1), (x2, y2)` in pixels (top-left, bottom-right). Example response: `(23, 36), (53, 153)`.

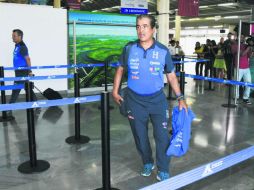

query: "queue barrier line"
(182, 73), (254, 88)
(0, 74), (74, 82)
(0, 95), (101, 111)
(140, 145), (254, 190)
(0, 84), (24, 91)
(3, 59), (208, 71)
(4, 63), (105, 71)
(174, 59), (209, 64)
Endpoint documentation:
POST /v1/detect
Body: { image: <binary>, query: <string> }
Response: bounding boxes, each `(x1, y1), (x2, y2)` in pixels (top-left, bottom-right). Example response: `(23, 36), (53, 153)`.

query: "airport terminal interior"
(1, 0), (254, 190)
(1, 80), (254, 190)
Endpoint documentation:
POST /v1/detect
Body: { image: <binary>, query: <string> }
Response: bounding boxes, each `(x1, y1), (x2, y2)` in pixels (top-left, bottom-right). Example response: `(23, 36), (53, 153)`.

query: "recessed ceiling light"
(198, 26), (209, 29)
(199, 6), (209, 9)
(188, 18), (201, 21)
(83, 0), (92, 3)
(213, 25), (223, 28)
(224, 16), (239, 19)
(217, 3), (237, 7)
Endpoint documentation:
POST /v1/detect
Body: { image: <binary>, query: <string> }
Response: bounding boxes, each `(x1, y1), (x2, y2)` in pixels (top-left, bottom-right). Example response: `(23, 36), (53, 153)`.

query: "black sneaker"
(243, 99), (252, 105)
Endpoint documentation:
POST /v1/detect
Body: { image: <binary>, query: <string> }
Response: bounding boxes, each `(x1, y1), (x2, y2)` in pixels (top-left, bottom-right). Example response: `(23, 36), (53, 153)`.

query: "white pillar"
(175, 14), (181, 41)
(157, 0), (170, 46)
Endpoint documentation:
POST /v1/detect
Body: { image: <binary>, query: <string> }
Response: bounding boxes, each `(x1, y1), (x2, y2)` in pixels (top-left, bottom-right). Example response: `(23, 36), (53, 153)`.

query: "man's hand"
(178, 99), (188, 112)
(112, 91), (124, 105)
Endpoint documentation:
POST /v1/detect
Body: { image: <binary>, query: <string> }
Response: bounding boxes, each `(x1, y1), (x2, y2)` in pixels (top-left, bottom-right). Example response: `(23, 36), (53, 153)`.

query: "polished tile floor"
(0, 79), (254, 190)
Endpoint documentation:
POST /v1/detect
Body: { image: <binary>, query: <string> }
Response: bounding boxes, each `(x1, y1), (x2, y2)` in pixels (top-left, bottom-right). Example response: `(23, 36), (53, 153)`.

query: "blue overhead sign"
(121, 8), (148, 14)
(121, 0), (148, 15)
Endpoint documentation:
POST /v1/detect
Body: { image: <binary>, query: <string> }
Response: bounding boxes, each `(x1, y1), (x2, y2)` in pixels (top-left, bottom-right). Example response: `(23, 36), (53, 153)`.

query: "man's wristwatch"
(176, 93), (185, 101)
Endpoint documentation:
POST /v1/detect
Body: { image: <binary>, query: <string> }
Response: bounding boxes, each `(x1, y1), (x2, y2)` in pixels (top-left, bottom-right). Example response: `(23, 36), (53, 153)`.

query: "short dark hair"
(13, 29), (23, 39)
(170, 40), (175, 44)
(136, 14), (156, 29)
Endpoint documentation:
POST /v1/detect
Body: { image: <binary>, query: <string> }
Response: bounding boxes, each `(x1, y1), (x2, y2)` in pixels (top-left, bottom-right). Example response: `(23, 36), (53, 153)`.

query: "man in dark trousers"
(223, 32), (234, 80)
(112, 15), (187, 181)
(8, 29), (38, 116)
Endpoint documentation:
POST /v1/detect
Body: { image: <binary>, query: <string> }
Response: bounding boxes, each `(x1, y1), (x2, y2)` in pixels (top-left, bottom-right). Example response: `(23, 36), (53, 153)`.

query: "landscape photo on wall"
(68, 11), (137, 88)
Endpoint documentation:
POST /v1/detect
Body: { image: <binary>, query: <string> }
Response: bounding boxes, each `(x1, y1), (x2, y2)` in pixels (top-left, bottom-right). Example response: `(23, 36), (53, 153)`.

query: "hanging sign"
(121, 0), (148, 14)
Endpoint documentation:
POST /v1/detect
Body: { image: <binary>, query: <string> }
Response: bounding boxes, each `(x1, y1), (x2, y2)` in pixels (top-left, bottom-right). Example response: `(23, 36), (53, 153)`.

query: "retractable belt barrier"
(0, 84), (24, 91)
(3, 59), (208, 71)
(0, 74), (74, 82)
(0, 95), (101, 111)
(4, 63), (105, 71)
(140, 145), (254, 190)
(183, 73), (254, 88)
(173, 59), (209, 64)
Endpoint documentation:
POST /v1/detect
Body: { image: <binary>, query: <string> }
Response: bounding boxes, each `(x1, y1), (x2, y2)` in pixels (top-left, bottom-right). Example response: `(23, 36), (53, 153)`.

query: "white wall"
(0, 3), (67, 94)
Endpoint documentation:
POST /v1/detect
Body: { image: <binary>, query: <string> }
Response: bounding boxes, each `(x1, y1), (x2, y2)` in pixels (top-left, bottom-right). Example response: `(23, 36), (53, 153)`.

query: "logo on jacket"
(152, 51), (159, 59)
(131, 75), (139, 80)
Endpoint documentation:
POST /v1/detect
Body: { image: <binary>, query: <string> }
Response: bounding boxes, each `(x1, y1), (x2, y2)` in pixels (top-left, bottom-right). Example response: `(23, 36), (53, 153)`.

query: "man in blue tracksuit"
(8, 29), (38, 116)
(112, 15), (187, 181)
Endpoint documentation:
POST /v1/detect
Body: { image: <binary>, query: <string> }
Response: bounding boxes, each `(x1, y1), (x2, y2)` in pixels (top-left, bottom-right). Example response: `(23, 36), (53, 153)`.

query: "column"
(252, 6), (254, 22)
(175, 13), (181, 41)
(157, 0), (170, 46)
(54, 0), (61, 8)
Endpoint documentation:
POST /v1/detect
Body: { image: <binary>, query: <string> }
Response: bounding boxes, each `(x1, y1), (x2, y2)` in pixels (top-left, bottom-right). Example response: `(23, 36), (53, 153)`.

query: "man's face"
(136, 18), (155, 43)
(12, 32), (21, 43)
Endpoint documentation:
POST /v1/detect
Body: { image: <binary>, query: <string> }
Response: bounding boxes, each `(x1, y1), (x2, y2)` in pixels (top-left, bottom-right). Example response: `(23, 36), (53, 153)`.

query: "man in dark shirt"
(223, 32), (234, 80)
(8, 29), (38, 116)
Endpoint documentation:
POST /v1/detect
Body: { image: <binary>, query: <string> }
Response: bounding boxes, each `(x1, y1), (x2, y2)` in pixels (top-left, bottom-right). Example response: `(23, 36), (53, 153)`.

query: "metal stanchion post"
(181, 55), (187, 84)
(205, 62), (215, 91)
(167, 83), (176, 100)
(181, 55), (184, 72)
(18, 81), (50, 173)
(66, 73), (90, 144)
(96, 91), (119, 190)
(180, 71), (185, 95)
(98, 57), (114, 110)
(0, 66), (15, 122)
(222, 61), (236, 108)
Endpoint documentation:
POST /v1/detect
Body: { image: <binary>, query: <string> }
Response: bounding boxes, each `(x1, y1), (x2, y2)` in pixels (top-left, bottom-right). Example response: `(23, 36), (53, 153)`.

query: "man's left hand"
(178, 99), (188, 112)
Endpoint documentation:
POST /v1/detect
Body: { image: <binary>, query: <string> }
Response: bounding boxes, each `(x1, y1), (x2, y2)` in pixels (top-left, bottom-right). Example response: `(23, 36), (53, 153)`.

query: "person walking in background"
(203, 39), (214, 77)
(248, 37), (254, 97)
(223, 32), (234, 80)
(8, 29), (38, 116)
(194, 41), (204, 77)
(175, 40), (185, 72)
(112, 14), (187, 181)
(214, 41), (226, 79)
(231, 34), (252, 105)
(168, 40), (178, 72)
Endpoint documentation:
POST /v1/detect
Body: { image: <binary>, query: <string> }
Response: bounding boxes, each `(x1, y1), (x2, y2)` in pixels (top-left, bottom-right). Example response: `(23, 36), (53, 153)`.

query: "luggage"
(42, 106), (63, 123)
(34, 86), (62, 100)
